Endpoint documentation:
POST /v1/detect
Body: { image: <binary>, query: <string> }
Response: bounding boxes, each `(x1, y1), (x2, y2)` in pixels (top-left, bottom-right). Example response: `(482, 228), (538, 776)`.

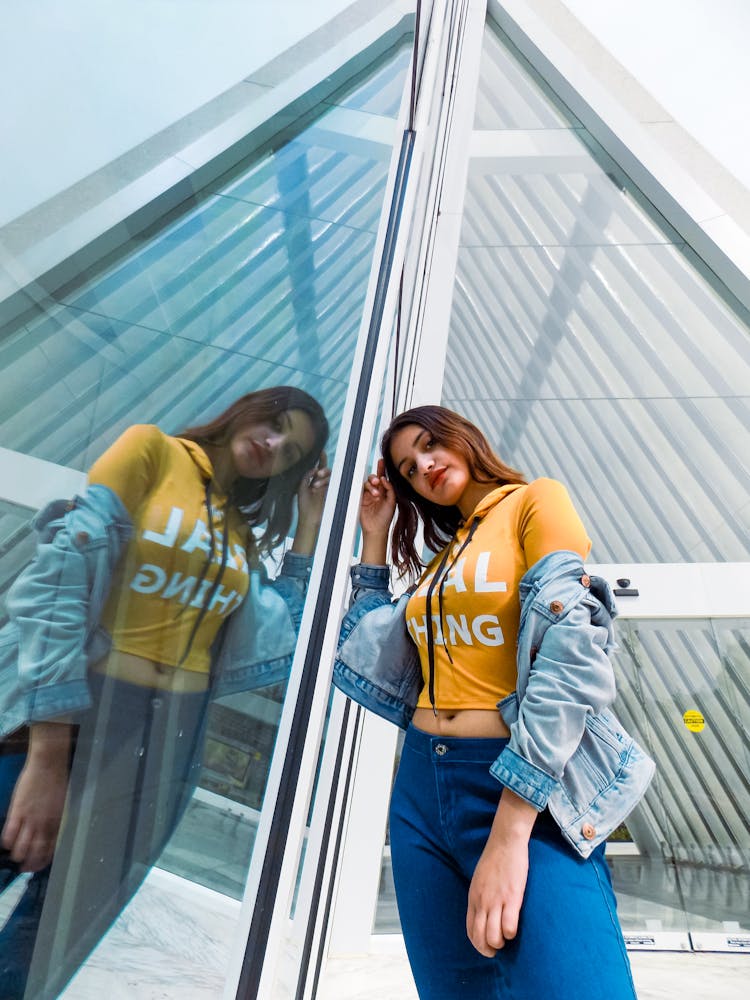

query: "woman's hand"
(360, 460), (396, 565)
(467, 829), (529, 956)
(466, 788), (537, 956)
(292, 452), (331, 555)
(1, 723), (72, 872)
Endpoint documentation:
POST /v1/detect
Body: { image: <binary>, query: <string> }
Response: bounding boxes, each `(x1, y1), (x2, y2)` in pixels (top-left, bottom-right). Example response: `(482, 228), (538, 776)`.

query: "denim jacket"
(334, 550), (655, 858)
(0, 484), (310, 738)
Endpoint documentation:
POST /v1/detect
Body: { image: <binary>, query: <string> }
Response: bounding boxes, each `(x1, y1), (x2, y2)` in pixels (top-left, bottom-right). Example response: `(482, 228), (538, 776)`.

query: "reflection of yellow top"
(88, 425), (251, 673)
(405, 479), (591, 710)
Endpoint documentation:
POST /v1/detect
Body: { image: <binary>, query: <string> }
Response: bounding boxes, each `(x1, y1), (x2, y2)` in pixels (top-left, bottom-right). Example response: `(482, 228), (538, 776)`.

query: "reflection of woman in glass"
(337, 406), (653, 1000)
(0, 385), (329, 998)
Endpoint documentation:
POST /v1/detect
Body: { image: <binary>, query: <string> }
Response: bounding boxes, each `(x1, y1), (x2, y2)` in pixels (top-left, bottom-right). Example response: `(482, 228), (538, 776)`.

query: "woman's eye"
(407, 464), (416, 478)
(425, 437), (434, 449)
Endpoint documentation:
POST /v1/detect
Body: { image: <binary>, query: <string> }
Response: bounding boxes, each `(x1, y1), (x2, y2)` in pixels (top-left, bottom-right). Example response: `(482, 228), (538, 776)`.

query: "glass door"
(608, 614), (750, 953)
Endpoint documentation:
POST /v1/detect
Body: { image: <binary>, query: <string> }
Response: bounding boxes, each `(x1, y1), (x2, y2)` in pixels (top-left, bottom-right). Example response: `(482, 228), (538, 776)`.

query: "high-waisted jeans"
(389, 725), (638, 1000)
(0, 674), (208, 1000)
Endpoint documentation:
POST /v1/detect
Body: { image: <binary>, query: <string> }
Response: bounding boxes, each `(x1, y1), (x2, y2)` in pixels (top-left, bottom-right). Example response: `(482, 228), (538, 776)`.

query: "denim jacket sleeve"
(491, 555), (618, 810)
(269, 551), (314, 632)
(333, 565), (422, 730)
(1, 486), (131, 727)
(209, 550), (315, 697)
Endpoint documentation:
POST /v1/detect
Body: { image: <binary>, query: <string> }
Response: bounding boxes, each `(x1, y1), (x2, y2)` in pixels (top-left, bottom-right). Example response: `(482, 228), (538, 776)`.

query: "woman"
(335, 405), (654, 1000)
(0, 385), (330, 998)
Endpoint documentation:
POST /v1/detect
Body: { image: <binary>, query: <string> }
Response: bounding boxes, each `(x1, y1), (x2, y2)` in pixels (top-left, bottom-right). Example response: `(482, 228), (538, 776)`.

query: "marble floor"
(2, 865), (747, 999)
(57, 869), (240, 999)
(319, 950), (750, 1000)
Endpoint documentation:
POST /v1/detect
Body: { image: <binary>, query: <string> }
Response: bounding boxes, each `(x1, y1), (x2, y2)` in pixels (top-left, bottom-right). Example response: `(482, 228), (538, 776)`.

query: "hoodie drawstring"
(424, 518), (480, 715)
(176, 480), (231, 667)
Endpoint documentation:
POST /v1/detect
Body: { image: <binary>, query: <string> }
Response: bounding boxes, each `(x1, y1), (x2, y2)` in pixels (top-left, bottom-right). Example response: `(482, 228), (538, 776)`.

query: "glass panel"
(440, 394), (749, 563)
(461, 142), (676, 247)
(374, 731), (403, 934)
(473, 22), (577, 130)
(610, 619), (750, 938)
(266, 328), (402, 994)
(327, 45), (412, 118)
(444, 16), (750, 564)
(0, 43), (410, 999)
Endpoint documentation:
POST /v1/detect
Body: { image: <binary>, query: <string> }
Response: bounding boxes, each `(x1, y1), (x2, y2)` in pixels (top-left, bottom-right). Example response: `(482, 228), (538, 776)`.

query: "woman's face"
(229, 408), (316, 480)
(389, 423), (471, 508)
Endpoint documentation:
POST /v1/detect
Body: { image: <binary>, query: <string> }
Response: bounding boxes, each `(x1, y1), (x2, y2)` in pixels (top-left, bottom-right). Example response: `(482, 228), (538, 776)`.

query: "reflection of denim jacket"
(0, 485), (309, 739)
(334, 550), (655, 858)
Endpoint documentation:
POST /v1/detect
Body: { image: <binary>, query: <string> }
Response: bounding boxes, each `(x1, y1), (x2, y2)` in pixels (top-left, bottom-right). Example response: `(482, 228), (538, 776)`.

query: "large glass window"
(0, 38), (410, 999)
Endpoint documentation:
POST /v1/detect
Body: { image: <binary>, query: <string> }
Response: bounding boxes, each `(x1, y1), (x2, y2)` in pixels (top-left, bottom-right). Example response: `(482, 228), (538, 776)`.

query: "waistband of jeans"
(89, 671), (209, 704)
(0, 725), (30, 755)
(405, 722), (509, 761)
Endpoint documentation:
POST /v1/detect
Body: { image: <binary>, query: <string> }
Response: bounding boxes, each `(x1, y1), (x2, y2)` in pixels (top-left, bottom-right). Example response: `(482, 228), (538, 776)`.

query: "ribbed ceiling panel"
(443, 26), (750, 564)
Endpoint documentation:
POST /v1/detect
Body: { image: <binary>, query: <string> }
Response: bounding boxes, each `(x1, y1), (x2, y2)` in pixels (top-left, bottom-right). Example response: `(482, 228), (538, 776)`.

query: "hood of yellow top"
(465, 483), (525, 524)
(423, 483), (526, 572)
(177, 437), (214, 481)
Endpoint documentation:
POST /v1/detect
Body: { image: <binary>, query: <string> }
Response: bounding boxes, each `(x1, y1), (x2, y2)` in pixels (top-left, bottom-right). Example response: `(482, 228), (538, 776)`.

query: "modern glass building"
(0, 2), (748, 997)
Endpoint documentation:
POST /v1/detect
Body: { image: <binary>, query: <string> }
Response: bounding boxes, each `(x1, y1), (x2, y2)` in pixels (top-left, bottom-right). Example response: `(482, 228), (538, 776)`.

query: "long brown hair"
(381, 405), (526, 577)
(180, 386), (328, 555)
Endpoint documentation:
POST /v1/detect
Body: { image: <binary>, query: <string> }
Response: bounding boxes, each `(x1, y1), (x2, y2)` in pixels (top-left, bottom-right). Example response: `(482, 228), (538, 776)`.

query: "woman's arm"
(467, 788), (538, 955)
(1, 721), (72, 872)
(359, 459), (396, 566)
(290, 452), (331, 556)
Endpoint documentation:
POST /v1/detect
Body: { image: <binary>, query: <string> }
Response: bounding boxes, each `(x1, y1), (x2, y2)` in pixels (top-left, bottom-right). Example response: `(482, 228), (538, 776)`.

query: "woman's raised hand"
(296, 451), (331, 526)
(292, 452), (331, 555)
(360, 460), (395, 564)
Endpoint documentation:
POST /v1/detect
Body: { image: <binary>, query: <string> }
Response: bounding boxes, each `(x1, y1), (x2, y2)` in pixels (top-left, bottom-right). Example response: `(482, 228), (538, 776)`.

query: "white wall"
(0, 0), (356, 226)
(561, 0), (750, 190)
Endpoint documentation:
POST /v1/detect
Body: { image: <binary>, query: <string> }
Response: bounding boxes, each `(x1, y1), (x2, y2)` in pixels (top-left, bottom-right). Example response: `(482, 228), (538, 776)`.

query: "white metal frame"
(325, 0), (491, 962)
(223, 6), (459, 993)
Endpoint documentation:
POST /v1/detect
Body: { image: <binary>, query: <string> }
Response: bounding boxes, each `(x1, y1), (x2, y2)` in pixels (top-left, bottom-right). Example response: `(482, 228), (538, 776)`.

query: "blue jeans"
(0, 676), (208, 1000)
(389, 725), (637, 1000)
(0, 752), (50, 1000)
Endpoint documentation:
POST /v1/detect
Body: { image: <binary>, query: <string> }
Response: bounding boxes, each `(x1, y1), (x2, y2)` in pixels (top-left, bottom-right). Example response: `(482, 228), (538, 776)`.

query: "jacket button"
(581, 574), (591, 587)
(549, 600), (564, 614)
(75, 531), (90, 546)
(582, 823), (596, 840)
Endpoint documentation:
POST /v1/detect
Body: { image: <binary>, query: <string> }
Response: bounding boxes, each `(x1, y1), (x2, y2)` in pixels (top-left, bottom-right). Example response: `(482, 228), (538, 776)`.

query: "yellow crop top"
(405, 478), (591, 710)
(88, 424), (251, 673)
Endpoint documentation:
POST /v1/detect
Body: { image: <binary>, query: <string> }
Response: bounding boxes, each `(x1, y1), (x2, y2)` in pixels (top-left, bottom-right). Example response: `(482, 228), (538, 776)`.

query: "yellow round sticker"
(683, 710), (705, 733)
